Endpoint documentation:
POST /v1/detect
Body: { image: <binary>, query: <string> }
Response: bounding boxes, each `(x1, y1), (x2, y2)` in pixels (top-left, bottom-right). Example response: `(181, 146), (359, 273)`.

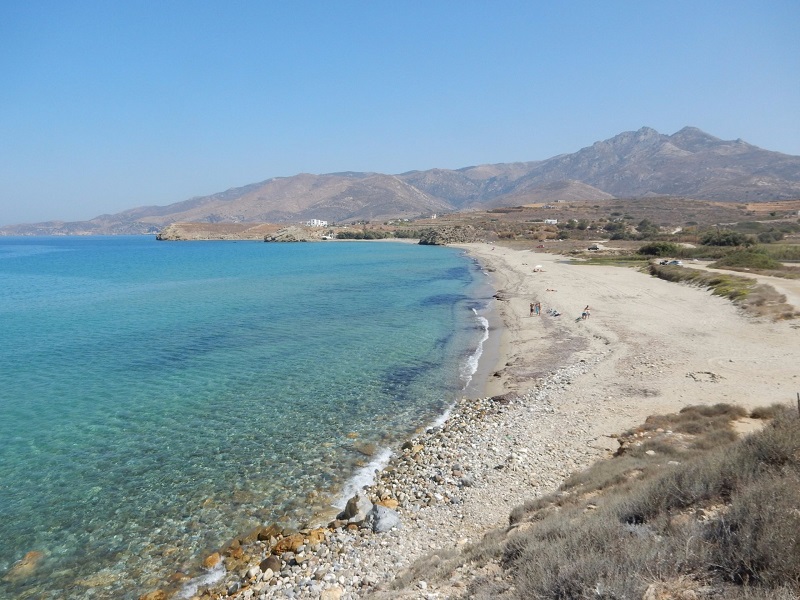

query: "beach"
(170, 242), (800, 599)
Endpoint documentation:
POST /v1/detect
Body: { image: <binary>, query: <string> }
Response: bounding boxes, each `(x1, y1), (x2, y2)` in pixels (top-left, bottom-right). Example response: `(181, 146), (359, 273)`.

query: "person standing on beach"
(530, 303), (535, 316)
(534, 301), (541, 315)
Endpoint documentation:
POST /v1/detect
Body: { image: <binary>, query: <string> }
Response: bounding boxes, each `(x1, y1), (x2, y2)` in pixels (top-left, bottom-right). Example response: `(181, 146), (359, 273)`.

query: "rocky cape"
(155, 222), (284, 241)
(156, 223), (480, 245)
(417, 225), (479, 245)
(4, 126), (800, 236)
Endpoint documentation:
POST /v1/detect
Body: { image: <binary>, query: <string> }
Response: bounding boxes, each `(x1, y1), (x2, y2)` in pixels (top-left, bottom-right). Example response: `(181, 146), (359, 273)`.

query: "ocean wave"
(177, 562), (226, 599)
(460, 309), (490, 390)
(333, 447), (394, 508)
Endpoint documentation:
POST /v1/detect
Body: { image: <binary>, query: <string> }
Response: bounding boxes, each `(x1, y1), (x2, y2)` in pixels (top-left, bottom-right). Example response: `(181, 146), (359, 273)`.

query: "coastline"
(169, 242), (800, 599)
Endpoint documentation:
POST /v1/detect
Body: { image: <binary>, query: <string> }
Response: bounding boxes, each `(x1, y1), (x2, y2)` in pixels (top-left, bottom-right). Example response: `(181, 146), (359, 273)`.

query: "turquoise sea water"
(0, 236), (492, 599)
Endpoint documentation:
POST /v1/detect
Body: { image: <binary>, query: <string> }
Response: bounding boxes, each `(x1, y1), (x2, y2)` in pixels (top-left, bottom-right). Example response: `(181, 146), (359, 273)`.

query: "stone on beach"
(338, 493), (372, 523)
(272, 533), (306, 554)
(260, 554), (281, 573)
(363, 504), (401, 533)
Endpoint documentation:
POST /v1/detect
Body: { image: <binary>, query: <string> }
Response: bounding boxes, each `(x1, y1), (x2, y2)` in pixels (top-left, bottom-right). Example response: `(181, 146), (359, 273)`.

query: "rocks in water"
(3, 551), (43, 582)
(201, 552), (221, 570)
(363, 504), (401, 533)
(226, 580), (240, 595)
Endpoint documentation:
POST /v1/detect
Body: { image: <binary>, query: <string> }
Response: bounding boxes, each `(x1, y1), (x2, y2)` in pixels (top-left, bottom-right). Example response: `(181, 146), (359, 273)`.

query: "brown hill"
(3, 126), (799, 235)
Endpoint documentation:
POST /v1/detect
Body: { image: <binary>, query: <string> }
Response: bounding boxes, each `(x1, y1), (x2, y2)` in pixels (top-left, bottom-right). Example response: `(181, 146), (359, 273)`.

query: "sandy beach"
(465, 243), (800, 417)
(173, 242), (800, 600)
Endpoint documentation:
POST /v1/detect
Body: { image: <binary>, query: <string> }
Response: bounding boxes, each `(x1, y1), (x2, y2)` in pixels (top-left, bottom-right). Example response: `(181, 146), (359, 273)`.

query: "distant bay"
(0, 236), (493, 599)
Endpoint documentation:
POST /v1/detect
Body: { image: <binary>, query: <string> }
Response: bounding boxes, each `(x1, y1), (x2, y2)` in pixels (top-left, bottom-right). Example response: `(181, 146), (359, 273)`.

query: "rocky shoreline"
(157, 353), (607, 600)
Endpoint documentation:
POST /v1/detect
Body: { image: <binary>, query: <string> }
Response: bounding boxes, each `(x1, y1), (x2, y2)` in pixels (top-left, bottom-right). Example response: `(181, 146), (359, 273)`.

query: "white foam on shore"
(176, 562), (226, 599)
(461, 311), (490, 391)
(430, 309), (491, 430)
(333, 446), (394, 509)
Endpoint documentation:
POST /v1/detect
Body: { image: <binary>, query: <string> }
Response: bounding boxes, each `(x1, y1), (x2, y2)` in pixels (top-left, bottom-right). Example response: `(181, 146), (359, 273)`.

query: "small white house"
(544, 219), (558, 225)
(306, 219), (328, 227)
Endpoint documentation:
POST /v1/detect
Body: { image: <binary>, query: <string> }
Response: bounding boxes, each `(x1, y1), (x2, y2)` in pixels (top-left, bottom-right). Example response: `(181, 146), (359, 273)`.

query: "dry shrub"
(633, 403), (746, 436)
(559, 454), (650, 495)
(387, 548), (462, 590)
(750, 403), (793, 420)
(472, 407), (800, 599)
(691, 427), (739, 450)
(707, 473), (800, 586)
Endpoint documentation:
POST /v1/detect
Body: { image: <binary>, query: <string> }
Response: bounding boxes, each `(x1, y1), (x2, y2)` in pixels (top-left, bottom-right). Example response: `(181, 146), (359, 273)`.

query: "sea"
(0, 236), (495, 599)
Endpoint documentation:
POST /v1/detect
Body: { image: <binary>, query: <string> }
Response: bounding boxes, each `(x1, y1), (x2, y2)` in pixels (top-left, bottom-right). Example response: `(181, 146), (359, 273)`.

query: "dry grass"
(396, 403), (800, 600)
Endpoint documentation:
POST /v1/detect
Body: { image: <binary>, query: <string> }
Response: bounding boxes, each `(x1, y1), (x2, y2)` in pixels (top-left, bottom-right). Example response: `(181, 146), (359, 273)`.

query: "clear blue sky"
(1, 1), (798, 226)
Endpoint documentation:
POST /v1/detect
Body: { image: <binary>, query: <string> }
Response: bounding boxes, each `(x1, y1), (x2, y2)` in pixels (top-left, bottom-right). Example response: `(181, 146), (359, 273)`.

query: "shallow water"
(0, 237), (493, 599)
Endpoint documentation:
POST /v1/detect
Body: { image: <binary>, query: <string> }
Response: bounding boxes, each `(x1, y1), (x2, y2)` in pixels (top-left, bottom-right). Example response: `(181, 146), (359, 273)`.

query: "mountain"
(3, 126), (799, 235)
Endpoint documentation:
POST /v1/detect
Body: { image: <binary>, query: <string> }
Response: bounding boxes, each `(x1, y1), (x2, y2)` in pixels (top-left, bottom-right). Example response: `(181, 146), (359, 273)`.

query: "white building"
(544, 219), (558, 225)
(305, 219), (328, 227)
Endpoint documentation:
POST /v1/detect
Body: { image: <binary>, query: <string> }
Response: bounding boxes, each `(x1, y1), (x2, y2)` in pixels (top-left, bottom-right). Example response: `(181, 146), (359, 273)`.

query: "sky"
(1, 1), (798, 226)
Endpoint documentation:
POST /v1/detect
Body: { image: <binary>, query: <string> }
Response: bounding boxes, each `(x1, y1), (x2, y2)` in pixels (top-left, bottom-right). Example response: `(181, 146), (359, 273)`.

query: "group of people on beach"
(529, 301), (590, 320)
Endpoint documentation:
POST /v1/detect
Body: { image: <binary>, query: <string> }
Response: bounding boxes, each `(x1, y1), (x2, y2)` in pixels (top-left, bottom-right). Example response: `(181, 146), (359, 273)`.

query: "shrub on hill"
(460, 404), (800, 599)
(638, 241), (680, 256)
(336, 230), (392, 240)
(392, 229), (420, 239)
(710, 249), (782, 270)
(700, 229), (754, 247)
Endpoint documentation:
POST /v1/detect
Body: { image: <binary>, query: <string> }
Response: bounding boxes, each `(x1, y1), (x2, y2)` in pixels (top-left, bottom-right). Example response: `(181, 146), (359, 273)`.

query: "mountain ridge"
(3, 126), (800, 235)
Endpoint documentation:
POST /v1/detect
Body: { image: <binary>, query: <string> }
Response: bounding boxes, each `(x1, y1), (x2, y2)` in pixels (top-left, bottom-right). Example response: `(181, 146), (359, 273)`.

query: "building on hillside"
(305, 219), (328, 227)
(544, 219), (558, 225)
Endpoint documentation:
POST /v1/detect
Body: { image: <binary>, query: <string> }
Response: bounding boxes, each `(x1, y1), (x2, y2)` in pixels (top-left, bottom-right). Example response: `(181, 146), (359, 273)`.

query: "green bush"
(758, 244), (800, 261)
(638, 241), (680, 256)
(392, 229), (420, 239)
(700, 229), (754, 247)
(336, 230), (391, 240)
(757, 231), (785, 243)
(710, 250), (782, 270)
(707, 473), (800, 585)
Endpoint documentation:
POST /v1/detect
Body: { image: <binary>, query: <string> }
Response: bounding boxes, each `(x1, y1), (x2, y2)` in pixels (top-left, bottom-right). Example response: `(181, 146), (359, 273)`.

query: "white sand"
(464, 243), (800, 421)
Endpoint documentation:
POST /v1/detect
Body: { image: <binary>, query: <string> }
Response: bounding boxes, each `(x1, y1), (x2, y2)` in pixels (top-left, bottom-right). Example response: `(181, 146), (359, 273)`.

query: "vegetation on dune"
(700, 229), (754, 247)
(709, 249), (783, 270)
(637, 241), (681, 257)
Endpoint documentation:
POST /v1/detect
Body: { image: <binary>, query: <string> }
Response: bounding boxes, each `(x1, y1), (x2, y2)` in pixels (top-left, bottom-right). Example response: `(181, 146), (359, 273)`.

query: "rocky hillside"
(3, 126), (799, 235)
